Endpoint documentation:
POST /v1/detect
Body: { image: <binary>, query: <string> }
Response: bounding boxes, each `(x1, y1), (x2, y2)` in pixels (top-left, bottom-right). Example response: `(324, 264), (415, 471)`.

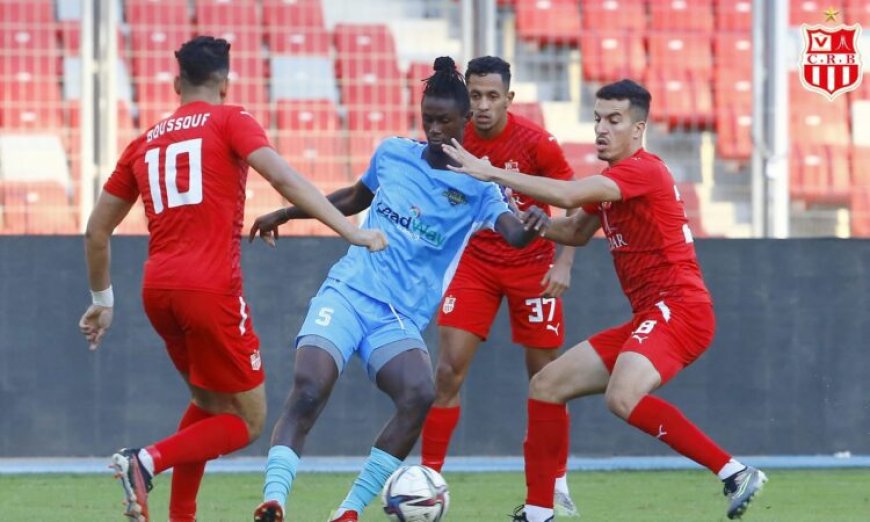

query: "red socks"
(556, 413), (570, 478)
(524, 399), (568, 508)
(147, 411), (250, 475)
(167, 403), (211, 521)
(627, 395), (730, 474)
(421, 406), (461, 472)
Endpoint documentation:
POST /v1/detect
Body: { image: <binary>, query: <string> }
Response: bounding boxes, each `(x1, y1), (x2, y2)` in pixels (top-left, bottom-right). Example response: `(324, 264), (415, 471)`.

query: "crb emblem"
(442, 295), (456, 314)
(799, 22), (864, 100)
(504, 160), (520, 172)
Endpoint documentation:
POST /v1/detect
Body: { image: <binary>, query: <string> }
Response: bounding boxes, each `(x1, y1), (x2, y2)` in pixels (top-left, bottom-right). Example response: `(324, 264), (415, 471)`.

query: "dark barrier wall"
(0, 237), (868, 457)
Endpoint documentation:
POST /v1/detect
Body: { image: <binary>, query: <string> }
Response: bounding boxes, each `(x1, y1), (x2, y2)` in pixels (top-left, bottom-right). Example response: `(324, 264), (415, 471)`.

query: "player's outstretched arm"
(494, 207), (549, 248)
(247, 147), (386, 251)
(247, 181), (374, 245)
(542, 210), (602, 247)
(80, 191), (134, 351)
(443, 138), (620, 208)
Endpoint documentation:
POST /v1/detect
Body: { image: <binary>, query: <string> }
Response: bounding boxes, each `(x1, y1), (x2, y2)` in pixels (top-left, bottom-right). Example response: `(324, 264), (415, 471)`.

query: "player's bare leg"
(329, 349), (435, 521)
(422, 327), (481, 470)
(258, 346), (339, 520)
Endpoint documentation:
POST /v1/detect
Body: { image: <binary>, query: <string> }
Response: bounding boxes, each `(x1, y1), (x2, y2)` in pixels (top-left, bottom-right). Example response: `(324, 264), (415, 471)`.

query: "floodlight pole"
(461, 0), (497, 60)
(78, 0), (95, 232)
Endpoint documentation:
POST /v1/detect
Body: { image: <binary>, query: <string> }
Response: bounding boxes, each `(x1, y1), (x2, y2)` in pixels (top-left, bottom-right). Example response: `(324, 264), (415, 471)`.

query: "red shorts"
(437, 253), (563, 349)
(589, 300), (715, 384)
(142, 288), (263, 393)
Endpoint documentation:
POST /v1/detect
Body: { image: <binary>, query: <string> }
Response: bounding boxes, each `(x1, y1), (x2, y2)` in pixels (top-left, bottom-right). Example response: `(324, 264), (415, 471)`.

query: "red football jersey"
(104, 101), (271, 296)
(462, 112), (574, 265)
(584, 149), (711, 312)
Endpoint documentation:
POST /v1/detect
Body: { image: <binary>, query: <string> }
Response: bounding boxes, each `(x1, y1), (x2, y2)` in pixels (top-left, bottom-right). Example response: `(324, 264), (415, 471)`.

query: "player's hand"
(522, 205), (550, 235)
(443, 138), (497, 181)
(79, 304), (113, 351)
(248, 208), (289, 247)
(350, 228), (389, 252)
(541, 259), (571, 298)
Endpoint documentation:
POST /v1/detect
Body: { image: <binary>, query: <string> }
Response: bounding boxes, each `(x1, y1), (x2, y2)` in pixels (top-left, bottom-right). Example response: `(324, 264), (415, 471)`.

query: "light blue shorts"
(295, 278), (427, 380)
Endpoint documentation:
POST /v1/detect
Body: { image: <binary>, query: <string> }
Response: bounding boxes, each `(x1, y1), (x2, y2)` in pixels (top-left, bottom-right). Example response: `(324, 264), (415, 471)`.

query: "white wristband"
(91, 285), (114, 307)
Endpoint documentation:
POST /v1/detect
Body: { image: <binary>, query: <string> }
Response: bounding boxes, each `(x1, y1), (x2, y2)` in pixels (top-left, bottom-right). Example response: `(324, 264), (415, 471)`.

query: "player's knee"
(604, 387), (638, 420)
(434, 361), (465, 396)
(397, 379), (435, 420)
(528, 371), (558, 402)
(290, 377), (329, 419)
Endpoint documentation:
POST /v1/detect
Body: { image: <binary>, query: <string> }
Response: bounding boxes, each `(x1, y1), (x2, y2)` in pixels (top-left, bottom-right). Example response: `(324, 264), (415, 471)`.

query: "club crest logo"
(443, 188), (467, 206)
(250, 351), (262, 371)
(799, 10), (863, 100)
(504, 160), (520, 172)
(442, 295), (456, 314)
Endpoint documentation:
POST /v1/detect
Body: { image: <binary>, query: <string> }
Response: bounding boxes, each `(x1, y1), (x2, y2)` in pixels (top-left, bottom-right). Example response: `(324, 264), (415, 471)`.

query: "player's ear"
(218, 76), (229, 101)
(173, 76), (181, 96)
(505, 90), (515, 106)
(633, 119), (646, 140)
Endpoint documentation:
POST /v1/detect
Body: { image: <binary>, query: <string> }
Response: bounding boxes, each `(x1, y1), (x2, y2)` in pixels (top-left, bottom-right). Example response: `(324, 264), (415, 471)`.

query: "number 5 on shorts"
(315, 307), (334, 326)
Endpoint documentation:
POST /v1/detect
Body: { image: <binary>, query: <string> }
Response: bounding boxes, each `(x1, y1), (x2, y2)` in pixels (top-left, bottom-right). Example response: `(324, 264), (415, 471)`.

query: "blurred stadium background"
(0, 0), (868, 239)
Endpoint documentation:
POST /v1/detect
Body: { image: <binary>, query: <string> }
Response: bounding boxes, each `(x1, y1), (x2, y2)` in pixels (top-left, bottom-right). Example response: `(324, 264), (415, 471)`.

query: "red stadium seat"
(713, 33), (752, 84)
(851, 146), (870, 235)
(275, 100), (348, 178)
(515, 0), (582, 45)
(846, 0), (870, 25)
(561, 142), (608, 177)
(789, 0), (827, 25)
(194, 0), (258, 26)
(0, 26), (58, 53)
(126, 0), (191, 27)
(647, 32), (713, 80)
(791, 144), (851, 206)
(789, 74), (850, 146)
(1, 181), (77, 234)
(645, 72), (714, 129)
(0, 0), (54, 24)
(510, 102), (546, 127)
(1, 105), (62, 131)
(715, 105), (753, 161)
(407, 61), (432, 111)
(334, 24), (396, 58)
(581, 0), (647, 31)
(263, 0), (330, 56)
(676, 182), (707, 237)
(714, 0), (753, 31)
(276, 100), (341, 131)
(579, 31), (646, 82)
(650, 0), (714, 32)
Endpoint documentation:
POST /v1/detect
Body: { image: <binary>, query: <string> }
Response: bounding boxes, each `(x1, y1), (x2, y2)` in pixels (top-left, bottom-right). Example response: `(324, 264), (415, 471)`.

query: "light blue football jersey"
(327, 137), (511, 331)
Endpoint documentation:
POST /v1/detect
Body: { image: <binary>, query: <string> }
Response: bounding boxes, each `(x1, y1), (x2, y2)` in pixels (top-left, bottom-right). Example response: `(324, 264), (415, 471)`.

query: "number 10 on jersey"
(144, 138), (203, 214)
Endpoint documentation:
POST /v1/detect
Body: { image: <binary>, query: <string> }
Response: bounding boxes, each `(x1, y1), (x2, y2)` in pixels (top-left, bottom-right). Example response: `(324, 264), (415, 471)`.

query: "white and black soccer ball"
(382, 465), (449, 522)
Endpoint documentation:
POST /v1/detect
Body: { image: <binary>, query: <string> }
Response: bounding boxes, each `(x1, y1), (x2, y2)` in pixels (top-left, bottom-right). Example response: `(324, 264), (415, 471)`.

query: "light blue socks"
(339, 447), (402, 512)
(263, 445), (301, 507)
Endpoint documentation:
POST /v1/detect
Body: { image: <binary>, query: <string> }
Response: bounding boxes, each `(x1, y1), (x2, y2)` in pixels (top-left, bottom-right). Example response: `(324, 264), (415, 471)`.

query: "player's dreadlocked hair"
(465, 56), (511, 89)
(422, 56), (471, 115)
(596, 79), (651, 122)
(175, 36), (231, 86)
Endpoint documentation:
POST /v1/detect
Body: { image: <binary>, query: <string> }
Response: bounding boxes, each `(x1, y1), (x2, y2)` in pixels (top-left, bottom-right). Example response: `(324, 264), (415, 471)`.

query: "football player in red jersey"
(420, 56), (579, 516)
(78, 36), (386, 522)
(443, 79), (767, 522)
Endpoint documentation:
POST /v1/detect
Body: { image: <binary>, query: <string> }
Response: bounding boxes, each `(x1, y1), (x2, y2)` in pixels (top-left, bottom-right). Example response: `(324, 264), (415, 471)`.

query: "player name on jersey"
(147, 112), (211, 142)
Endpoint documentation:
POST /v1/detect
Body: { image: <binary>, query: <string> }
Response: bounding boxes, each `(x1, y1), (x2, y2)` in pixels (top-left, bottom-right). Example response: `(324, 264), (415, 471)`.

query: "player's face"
(593, 98), (645, 164)
(421, 96), (470, 153)
(467, 73), (514, 137)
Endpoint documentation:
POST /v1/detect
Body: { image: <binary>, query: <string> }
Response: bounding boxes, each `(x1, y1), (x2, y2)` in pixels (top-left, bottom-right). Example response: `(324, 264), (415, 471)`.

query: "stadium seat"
(676, 182), (707, 237)
(789, 75), (850, 146)
(581, 0), (647, 31)
(579, 31), (646, 82)
(645, 72), (714, 129)
(791, 144), (851, 206)
(713, 33), (752, 85)
(59, 22), (128, 57)
(789, 0), (827, 26)
(333, 24), (396, 59)
(271, 56), (338, 102)
(650, 0), (714, 32)
(407, 61), (432, 128)
(715, 105), (753, 161)
(0, 0), (54, 24)
(0, 180), (77, 234)
(194, 0), (258, 26)
(130, 27), (193, 77)
(263, 0), (331, 56)
(847, 0), (870, 25)
(514, 0), (582, 46)
(561, 142), (608, 177)
(714, 0), (752, 31)
(126, 0), (191, 27)
(647, 32), (713, 80)
(851, 146), (870, 235)
(510, 102), (546, 127)
(275, 100), (348, 178)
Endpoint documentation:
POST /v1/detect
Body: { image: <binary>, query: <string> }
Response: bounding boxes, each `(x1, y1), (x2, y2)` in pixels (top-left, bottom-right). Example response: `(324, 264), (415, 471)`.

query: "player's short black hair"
(465, 55), (511, 89)
(175, 36), (231, 86)
(596, 79), (651, 122)
(422, 56), (471, 115)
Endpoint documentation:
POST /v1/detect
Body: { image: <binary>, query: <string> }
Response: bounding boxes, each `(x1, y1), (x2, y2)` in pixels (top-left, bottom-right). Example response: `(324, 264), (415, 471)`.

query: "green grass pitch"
(1, 469), (867, 521)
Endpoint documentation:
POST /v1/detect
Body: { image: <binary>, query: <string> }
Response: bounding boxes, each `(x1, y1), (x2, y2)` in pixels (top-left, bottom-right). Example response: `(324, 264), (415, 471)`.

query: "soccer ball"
(382, 465), (449, 521)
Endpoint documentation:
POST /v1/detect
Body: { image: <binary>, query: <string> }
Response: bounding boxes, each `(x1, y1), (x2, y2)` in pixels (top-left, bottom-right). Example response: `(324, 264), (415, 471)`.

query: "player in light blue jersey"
(250, 57), (550, 522)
